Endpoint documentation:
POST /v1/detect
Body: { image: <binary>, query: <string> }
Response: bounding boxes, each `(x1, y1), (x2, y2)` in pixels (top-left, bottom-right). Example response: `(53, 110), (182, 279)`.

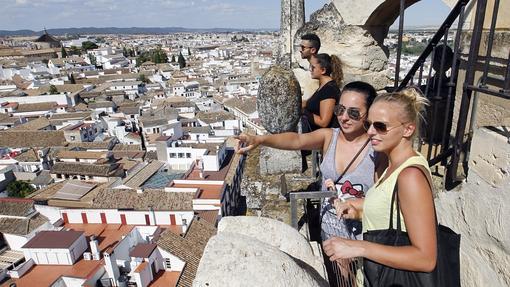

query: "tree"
(171, 54), (176, 63)
(70, 73), (76, 84)
(123, 47), (128, 57)
(7, 181), (35, 198)
(89, 54), (97, 66)
(188, 47), (191, 56)
(178, 52), (186, 69)
(69, 45), (81, 56)
(49, 85), (58, 94)
(137, 74), (149, 83)
(82, 41), (98, 51)
(61, 46), (68, 58)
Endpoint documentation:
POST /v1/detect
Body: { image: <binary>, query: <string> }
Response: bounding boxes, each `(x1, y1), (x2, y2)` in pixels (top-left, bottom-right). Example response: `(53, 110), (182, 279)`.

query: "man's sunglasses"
(363, 120), (405, 134)
(334, 105), (364, 121)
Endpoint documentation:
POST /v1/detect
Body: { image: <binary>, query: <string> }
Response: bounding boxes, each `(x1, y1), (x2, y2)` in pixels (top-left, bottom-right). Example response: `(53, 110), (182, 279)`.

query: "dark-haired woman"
(236, 81), (386, 240)
(302, 53), (344, 131)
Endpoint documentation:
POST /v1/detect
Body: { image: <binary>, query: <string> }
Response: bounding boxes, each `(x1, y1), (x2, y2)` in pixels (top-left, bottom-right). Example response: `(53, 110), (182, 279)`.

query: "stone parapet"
(194, 216), (328, 287)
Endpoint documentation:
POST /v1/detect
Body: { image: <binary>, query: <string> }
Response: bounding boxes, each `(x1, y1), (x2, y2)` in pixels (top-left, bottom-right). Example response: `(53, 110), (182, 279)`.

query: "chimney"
(103, 249), (120, 286)
(181, 218), (188, 234)
(90, 235), (100, 260)
(197, 158), (204, 179)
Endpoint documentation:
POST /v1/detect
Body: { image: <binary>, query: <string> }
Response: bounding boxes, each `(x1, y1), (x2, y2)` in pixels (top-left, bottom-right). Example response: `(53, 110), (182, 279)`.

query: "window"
(178, 153), (184, 158)
(169, 153), (176, 158)
(165, 258), (172, 269)
(186, 153), (191, 158)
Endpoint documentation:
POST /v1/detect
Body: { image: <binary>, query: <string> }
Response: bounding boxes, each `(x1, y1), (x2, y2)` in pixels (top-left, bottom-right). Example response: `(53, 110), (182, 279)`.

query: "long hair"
(313, 53), (344, 88)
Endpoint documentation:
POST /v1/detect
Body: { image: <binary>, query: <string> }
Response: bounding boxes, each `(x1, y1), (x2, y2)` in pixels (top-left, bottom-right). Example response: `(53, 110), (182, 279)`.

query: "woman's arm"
(235, 128), (331, 154)
(324, 167), (437, 272)
(310, 98), (336, 128)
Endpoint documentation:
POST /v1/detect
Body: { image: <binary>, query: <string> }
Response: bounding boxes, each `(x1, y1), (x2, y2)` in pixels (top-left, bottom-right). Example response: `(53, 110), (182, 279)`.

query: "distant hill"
(0, 27), (278, 36)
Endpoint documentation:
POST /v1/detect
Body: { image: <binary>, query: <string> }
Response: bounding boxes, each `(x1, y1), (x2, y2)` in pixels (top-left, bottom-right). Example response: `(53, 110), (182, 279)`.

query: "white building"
(21, 230), (87, 265)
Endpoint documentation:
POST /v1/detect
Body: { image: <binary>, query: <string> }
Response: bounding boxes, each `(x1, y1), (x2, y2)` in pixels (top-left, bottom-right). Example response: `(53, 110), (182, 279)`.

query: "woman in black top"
(302, 53), (343, 131)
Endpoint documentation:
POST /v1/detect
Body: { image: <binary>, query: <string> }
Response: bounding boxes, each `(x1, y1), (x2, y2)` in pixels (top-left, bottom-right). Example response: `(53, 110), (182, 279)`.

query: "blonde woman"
(323, 87), (436, 285)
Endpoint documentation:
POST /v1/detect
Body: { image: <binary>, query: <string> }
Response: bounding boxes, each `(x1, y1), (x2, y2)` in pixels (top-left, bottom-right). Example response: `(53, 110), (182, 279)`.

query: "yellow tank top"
(362, 154), (431, 233)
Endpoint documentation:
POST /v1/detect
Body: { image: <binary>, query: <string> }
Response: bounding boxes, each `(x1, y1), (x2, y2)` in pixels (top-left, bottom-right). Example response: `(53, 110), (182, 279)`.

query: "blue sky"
(1, 0), (450, 31)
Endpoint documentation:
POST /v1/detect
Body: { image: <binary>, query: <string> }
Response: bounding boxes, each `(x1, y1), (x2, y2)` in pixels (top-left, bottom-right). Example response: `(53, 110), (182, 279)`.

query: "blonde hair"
(374, 86), (429, 136)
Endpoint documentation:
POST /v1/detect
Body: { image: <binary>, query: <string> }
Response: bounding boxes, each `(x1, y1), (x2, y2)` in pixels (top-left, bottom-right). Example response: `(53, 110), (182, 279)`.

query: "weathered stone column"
(279, 0), (305, 67)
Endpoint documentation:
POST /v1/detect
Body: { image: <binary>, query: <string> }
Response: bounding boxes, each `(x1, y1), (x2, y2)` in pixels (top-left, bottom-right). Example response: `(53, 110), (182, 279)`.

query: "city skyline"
(1, 0), (451, 31)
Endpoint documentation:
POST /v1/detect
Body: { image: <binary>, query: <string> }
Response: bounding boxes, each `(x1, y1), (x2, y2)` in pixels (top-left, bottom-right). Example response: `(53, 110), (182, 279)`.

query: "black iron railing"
(393, 0), (509, 188)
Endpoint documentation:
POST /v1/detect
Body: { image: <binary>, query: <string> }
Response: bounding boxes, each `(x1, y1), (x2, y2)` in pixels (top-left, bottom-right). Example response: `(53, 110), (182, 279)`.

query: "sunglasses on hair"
(334, 105), (364, 121)
(363, 120), (405, 134)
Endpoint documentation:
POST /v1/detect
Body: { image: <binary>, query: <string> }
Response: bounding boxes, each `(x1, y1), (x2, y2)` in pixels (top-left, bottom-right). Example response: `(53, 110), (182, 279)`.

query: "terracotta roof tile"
(0, 130), (66, 148)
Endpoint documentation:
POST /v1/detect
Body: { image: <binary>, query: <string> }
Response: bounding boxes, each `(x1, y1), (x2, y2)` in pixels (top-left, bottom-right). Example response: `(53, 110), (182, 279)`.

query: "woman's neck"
(319, 76), (333, 87)
(339, 129), (369, 144)
(386, 140), (416, 169)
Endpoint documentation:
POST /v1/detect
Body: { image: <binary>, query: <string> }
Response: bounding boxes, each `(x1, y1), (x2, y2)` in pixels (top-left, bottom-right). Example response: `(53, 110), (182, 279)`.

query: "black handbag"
(363, 169), (461, 287)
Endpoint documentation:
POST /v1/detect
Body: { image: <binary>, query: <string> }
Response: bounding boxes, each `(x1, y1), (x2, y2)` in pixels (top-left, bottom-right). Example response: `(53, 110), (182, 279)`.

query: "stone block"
(193, 232), (329, 287)
(259, 146), (302, 175)
(217, 216), (322, 272)
(468, 127), (510, 188)
(435, 173), (510, 287)
(257, 65), (302, 134)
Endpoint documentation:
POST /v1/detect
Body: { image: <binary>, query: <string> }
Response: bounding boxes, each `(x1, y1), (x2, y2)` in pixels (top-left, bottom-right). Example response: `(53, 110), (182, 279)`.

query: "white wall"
(133, 263), (152, 287)
(0, 93), (75, 106)
(7, 258), (34, 279)
(3, 233), (28, 251)
(158, 248), (185, 272)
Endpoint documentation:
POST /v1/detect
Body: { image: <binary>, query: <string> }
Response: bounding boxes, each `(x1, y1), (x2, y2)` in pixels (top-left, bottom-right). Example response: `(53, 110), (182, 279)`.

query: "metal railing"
(393, 0), (509, 188)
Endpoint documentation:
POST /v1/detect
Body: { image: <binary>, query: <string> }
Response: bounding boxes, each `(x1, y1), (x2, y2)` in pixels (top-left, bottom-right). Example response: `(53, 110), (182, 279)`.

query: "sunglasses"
(300, 45), (313, 50)
(363, 120), (405, 134)
(334, 105), (364, 121)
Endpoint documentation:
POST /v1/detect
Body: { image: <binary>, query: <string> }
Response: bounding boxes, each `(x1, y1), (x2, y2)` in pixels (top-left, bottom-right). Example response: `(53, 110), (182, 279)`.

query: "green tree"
(123, 47), (128, 57)
(89, 54), (97, 66)
(7, 181), (35, 198)
(61, 46), (68, 58)
(171, 54), (176, 63)
(178, 52), (186, 69)
(49, 85), (58, 94)
(81, 41), (98, 51)
(69, 45), (81, 56)
(187, 47), (191, 56)
(137, 74), (149, 83)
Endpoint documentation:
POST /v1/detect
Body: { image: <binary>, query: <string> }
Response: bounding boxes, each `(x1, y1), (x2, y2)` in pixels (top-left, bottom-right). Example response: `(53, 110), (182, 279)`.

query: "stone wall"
(293, 3), (390, 94)
(435, 128), (510, 287)
(193, 216), (328, 287)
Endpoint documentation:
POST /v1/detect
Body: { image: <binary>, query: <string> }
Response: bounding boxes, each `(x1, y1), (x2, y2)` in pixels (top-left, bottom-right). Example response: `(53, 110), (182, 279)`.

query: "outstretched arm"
(324, 167), (437, 272)
(235, 128), (331, 154)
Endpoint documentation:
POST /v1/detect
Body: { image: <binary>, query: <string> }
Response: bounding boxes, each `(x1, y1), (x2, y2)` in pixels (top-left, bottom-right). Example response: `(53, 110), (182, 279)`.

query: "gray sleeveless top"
(319, 128), (376, 240)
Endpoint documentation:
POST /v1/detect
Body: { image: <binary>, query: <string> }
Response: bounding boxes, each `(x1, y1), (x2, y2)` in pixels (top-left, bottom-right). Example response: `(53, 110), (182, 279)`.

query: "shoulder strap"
(334, 138), (370, 184)
(389, 163), (437, 231)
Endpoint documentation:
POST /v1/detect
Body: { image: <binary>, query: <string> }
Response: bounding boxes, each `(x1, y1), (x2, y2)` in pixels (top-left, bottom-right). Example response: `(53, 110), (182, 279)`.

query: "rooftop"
(0, 198), (34, 217)
(92, 188), (195, 211)
(130, 243), (157, 258)
(22, 230), (84, 249)
(0, 130), (66, 148)
(51, 162), (122, 177)
(157, 217), (216, 287)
